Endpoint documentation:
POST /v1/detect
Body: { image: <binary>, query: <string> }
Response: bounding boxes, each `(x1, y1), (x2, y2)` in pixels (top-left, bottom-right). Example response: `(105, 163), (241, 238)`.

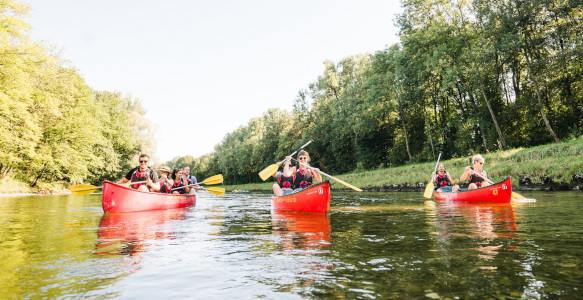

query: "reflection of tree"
(95, 209), (188, 257)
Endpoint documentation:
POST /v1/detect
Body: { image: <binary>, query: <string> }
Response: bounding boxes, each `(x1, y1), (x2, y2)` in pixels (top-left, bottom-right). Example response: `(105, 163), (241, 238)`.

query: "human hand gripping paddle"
(291, 158), (363, 192)
(70, 181), (147, 196)
(469, 170), (528, 201)
(423, 152), (442, 198)
(171, 174), (225, 196)
(258, 139), (314, 181)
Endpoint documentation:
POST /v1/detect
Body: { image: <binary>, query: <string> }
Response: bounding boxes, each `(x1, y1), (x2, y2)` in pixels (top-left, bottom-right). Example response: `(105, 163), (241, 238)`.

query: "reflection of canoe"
(271, 210), (331, 250)
(433, 177), (512, 203)
(271, 180), (331, 214)
(102, 181), (196, 213)
(96, 209), (187, 256)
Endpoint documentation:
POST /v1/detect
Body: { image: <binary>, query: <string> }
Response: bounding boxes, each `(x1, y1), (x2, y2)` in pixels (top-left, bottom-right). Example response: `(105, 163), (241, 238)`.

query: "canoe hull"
(271, 180), (331, 214)
(433, 177), (512, 203)
(102, 181), (196, 213)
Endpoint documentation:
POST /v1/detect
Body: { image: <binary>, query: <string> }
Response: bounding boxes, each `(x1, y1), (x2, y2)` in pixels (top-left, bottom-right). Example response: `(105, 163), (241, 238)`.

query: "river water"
(1, 190), (582, 299)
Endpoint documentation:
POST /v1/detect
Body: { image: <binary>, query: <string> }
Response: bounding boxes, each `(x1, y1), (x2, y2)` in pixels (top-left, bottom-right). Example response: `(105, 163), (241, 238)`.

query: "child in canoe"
(432, 163), (460, 193)
(459, 154), (491, 190)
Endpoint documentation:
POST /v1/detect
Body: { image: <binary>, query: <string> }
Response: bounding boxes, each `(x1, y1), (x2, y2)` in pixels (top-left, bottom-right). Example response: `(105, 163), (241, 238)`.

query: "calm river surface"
(1, 190), (582, 299)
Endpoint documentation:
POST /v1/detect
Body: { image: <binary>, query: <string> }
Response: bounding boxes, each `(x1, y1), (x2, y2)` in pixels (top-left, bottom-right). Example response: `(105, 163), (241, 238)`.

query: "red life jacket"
(130, 168), (150, 189)
(293, 168), (313, 189)
(278, 173), (294, 189)
(469, 167), (486, 188)
(159, 180), (171, 193)
(436, 172), (449, 188)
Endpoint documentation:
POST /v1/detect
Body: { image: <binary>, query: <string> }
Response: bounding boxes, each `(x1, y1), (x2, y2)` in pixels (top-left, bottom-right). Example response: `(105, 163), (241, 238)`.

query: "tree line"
(169, 0), (583, 184)
(0, 1), (154, 188)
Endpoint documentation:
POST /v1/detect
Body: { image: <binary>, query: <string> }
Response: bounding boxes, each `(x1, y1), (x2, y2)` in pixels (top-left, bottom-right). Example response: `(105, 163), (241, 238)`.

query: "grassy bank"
(224, 136), (583, 191)
(3, 137), (582, 194)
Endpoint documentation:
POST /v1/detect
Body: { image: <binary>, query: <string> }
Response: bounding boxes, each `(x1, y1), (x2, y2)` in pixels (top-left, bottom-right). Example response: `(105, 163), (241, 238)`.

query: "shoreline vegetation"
(4, 138), (581, 195)
(224, 137), (583, 193)
(2, 1), (582, 194)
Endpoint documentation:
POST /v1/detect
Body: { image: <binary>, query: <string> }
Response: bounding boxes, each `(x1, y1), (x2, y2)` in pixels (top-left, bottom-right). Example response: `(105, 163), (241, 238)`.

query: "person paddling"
(432, 163), (460, 193)
(118, 154), (160, 192)
(155, 166), (174, 193)
(171, 168), (195, 195)
(272, 161), (295, 196)
(273, 150), (322, 196)
(459, 154), (490, 190)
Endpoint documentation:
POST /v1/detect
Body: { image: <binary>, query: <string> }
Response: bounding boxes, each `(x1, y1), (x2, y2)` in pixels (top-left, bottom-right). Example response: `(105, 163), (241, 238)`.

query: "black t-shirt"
(124, 166), (159, 183)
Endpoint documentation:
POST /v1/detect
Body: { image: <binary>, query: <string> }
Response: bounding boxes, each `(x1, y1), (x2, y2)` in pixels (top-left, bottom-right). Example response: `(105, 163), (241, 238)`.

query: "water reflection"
(270, 211), (331, 250)
(96, 209), (188, 256)
(426, 201), (518, 267)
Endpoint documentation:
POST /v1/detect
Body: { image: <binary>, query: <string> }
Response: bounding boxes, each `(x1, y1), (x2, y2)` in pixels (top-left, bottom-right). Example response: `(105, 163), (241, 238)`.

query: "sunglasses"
(140, 160), (149, 163)
(298, 157), (308, 160)
(474, 161), (483, 165)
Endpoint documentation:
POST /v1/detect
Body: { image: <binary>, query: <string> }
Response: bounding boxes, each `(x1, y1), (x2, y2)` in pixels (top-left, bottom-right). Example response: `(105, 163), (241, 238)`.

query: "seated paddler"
(459, 154), (490, 190)
(118, 154), (160, 192)
(432, 163), (460, 193)
(273, 150), (322, 196)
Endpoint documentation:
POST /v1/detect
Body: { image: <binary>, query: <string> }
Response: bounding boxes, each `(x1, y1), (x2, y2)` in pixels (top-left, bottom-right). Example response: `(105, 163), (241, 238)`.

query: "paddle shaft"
(290, 158), (342, 185)
(430, 152), (443, 183)
(279, 139), (313, 164)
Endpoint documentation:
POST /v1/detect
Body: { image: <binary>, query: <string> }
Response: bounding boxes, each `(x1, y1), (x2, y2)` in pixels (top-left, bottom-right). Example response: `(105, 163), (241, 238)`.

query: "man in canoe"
(432, 163), (460, 193)
(183, 165), (202, 191)
(118, 154), (160, 192)
(272, 150), (322, 196)
(459, 154), (490, 190)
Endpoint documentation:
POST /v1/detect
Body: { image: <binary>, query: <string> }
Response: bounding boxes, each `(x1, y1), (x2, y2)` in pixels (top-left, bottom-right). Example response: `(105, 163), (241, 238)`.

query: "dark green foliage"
(172, 0), (582, 185)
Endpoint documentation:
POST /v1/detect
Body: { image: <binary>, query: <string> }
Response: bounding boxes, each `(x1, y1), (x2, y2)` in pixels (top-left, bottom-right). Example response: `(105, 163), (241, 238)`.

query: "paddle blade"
(206, 187), (226, 196)
(330, 177), (363, 192)
(70, 184), (99, 197)
(258, 164), (279, 181)
(200, 174), (223, 185)
(423, 182), (434, 198)
(511, 192), (525, 200)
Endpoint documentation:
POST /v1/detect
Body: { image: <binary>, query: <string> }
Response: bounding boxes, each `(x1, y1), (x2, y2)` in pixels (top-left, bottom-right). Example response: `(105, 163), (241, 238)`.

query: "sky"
(25, 0), (403, 163)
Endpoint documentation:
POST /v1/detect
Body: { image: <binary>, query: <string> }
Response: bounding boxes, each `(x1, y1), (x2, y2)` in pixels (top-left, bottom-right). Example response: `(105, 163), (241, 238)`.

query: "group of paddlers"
(431, 154), (490, 193)
(118, 154), (199, 195)
(119, 152), (489, 196)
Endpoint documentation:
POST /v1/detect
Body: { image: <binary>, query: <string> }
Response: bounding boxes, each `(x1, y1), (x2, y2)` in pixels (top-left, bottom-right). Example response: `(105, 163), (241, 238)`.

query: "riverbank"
(225, 137), (583, 193)
(2, 137), (582, 195)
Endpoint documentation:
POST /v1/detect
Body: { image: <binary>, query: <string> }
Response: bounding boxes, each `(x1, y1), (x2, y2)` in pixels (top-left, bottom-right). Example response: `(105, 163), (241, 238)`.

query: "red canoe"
(102, 181), (196, 213)
(433, 177), (512, 203)
(271, 180), (331, 214)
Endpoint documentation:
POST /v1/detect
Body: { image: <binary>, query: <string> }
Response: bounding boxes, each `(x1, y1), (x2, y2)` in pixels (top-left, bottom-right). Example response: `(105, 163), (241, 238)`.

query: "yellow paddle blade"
(206, 187), (226, 196)
(70, 184), (99, 197)
(330, 177), (363, 192)
(200, 174), (223, 185)
(423, 182), (434, 198)
(511, 192), (525, 200)
(258, 164), (279, 181)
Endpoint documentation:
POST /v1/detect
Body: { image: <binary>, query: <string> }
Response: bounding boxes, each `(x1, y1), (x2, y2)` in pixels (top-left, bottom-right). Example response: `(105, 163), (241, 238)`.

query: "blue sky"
(26, 0), (402, 163)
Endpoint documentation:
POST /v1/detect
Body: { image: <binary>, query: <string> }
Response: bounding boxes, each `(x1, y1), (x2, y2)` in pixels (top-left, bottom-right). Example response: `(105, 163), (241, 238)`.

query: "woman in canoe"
(432, 163), (460, 193)
(154, 166), (174, 193)
(171, 168), (195, 195)
(273, 150), (322, 196)
(459, 154), (490, 190)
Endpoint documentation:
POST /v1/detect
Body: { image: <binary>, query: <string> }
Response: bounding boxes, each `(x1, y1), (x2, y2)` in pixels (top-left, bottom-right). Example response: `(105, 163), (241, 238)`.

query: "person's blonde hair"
(472, 154), (484, 163)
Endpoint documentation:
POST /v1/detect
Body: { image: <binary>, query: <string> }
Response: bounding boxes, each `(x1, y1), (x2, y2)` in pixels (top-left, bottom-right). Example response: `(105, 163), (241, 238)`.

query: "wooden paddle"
(470, 170), (526, 200)
(258, 139), (313, 181)
(171, 174), (224, 191)
(424, 152), (442, 198)
(291, 158), (363, 192)
(70, 181), (147, 196)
